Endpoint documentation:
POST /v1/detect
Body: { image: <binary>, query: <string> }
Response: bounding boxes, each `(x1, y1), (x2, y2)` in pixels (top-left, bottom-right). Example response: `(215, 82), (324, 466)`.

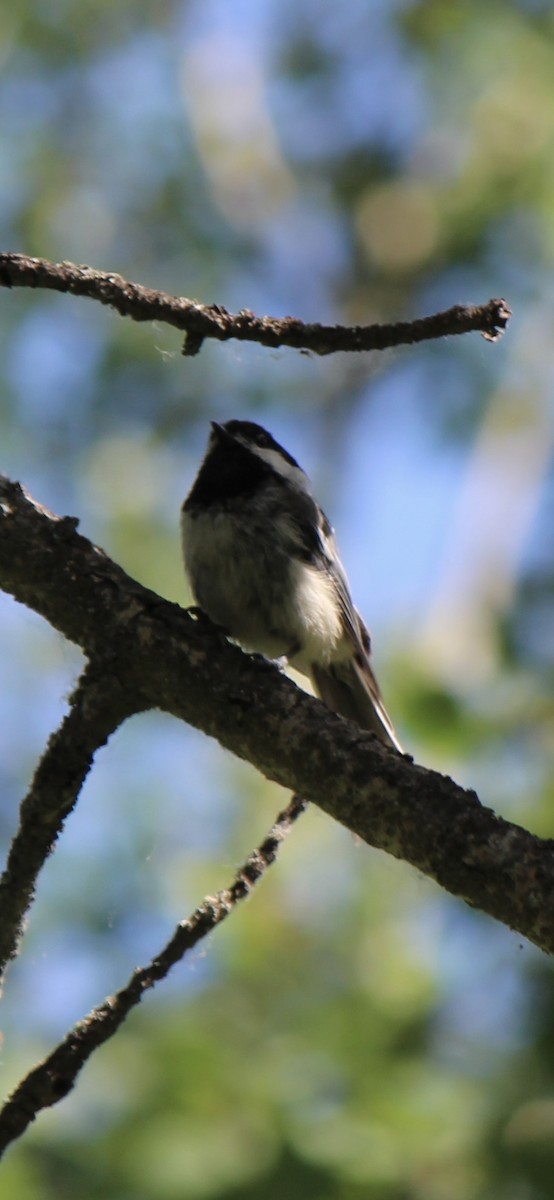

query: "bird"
(181, 419), (402, 752)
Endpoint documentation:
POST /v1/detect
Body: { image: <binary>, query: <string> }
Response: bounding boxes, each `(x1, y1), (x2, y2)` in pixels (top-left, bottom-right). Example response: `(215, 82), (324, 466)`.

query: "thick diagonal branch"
(0, 253), (511, 356)
(1, 475), (554, 954)
(0, 794), (306, 1155)
(0, 665), (135, 978)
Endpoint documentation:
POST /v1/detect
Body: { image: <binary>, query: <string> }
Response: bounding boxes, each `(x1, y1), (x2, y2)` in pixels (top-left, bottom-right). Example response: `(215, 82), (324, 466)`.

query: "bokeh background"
(1, 1), (554, 1196)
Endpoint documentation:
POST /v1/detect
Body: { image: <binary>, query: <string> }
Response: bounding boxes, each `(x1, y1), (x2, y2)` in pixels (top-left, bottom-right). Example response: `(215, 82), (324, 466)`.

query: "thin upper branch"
(1, 474), (554, 955)
(0, 253), (511, 356)
(0, 794), (306, 1156)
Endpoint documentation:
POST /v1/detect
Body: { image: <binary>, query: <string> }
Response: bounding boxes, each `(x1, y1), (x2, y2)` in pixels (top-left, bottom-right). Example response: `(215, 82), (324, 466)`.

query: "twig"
(0, 665), (134, 979)
(0, 794), (306, 1156)
(0, 253), (511, 357)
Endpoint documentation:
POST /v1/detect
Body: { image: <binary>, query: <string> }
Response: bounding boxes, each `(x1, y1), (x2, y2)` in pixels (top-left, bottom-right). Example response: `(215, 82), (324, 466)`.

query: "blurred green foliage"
(1, 0), (554, 1197)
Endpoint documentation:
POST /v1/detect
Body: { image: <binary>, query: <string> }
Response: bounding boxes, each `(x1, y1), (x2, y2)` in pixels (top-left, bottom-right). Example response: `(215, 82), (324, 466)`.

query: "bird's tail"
(310, 658), (402, 752)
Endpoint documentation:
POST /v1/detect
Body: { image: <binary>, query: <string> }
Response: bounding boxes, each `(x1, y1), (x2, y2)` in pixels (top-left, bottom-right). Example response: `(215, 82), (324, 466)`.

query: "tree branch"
(0, 253), (511, 356)
(1, 475), (553, 955)
(0, 793), (306, 1156)
(0, 664), (136, 980)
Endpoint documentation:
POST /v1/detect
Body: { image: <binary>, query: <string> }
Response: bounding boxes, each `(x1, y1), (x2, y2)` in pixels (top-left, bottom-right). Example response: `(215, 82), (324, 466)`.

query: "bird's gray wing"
(300, 504), (402, 751)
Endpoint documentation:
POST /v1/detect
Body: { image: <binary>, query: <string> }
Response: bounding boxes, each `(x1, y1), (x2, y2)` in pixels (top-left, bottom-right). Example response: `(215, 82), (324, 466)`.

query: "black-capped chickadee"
(182, 420), (402, 752)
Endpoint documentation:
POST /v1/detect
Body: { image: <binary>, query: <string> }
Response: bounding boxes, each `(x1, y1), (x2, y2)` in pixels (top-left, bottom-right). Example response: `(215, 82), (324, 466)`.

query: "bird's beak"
(210, 421), (234, 445)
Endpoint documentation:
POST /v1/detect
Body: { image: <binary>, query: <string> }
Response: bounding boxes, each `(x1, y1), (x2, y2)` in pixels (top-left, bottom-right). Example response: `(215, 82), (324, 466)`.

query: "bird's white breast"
(182, 504), (348, 671)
